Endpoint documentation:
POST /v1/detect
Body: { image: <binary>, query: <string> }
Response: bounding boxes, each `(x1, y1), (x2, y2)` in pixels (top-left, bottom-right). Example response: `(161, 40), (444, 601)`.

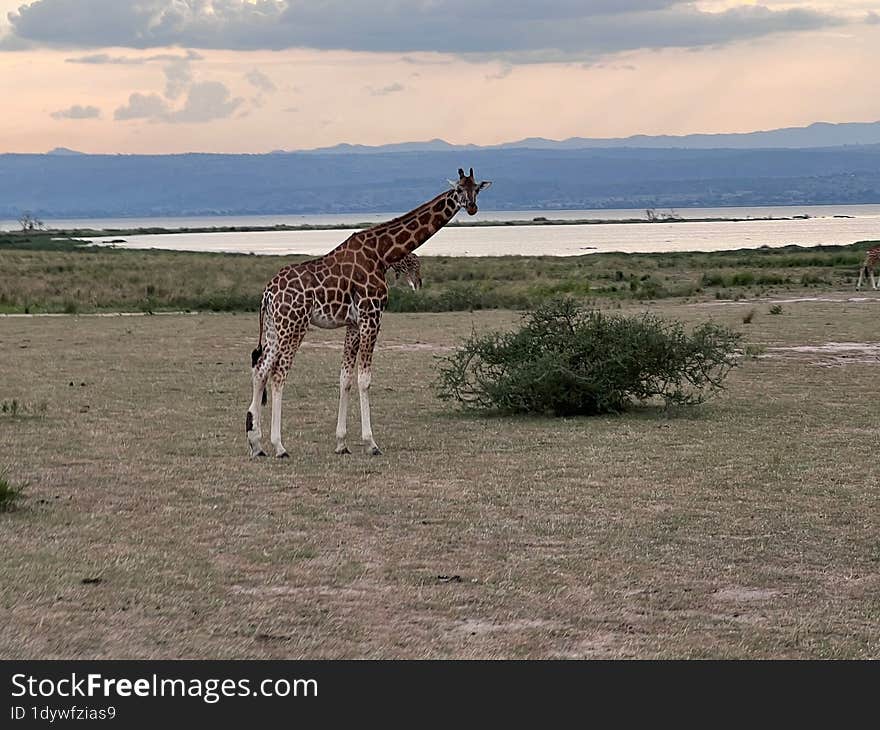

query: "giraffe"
(247, 252), (422, 444)
(389, 253), (423, 290)
(856, 247), (880, 290)
(246, 167), (491, 458)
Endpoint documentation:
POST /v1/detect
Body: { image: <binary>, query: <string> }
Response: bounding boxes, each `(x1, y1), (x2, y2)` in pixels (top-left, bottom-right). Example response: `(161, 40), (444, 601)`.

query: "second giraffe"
(856, 246), (880, 290)
(246, 167), (491, 458)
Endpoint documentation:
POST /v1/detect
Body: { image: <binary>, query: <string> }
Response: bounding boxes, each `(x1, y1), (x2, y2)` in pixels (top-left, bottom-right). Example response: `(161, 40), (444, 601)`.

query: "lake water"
(7, 204), (880, 257)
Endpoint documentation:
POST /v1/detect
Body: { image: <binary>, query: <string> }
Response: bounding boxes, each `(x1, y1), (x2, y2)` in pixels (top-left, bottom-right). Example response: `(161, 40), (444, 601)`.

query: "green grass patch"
(0, 400), (47, 418)
(0, 473), (24, 513)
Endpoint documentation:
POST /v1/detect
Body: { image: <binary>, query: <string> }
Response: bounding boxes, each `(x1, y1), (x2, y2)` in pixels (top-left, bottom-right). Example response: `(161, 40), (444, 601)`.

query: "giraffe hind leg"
(247, 348), (273, 457)
(251, 344), (268, 405)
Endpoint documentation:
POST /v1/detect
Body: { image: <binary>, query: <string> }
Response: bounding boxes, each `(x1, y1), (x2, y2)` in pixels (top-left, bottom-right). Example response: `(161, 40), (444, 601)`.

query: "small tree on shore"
(17, 212), (43, 231)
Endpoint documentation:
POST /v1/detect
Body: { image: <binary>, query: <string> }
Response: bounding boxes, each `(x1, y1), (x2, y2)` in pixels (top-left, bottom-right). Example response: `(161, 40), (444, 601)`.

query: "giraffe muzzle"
(466, 203), (478, 215)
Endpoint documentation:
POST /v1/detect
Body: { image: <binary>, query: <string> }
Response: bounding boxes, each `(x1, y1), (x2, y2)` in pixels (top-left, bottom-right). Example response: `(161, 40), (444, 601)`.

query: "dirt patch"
(300, 341), (452, 353)
(230, 584), (374, 599)
(694, 296), (880, 307)
(453, 618), (562, 635)
(766, 341), (880, 366)
(712, 587), (780, 602)
(550, 632), (622, 659)
(384, 343), (454, 353)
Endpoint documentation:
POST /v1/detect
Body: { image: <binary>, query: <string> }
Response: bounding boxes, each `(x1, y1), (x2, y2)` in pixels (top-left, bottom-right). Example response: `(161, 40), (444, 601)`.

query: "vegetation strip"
(1, 231), (876, 315)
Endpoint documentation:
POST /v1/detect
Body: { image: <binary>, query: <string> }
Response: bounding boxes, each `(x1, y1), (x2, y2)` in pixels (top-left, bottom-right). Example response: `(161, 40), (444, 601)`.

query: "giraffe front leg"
(269, 376), (289, 458)
(335, 324), (359, 455)
(357, 313), (382, 456)
(358, 368), (380, 456)
(268, 324), (307, 460)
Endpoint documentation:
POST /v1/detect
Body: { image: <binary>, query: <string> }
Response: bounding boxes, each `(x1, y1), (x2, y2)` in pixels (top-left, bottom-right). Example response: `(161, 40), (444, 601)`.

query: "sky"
(1, 0), (879, 154)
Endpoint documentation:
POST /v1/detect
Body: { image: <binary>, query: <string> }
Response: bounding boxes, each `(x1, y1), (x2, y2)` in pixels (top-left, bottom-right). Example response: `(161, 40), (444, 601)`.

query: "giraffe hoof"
(253, 450), (268, 458)
(276, 452), (290, 459)
(368, 446), (383, 457)
(335, 446), (351, 455)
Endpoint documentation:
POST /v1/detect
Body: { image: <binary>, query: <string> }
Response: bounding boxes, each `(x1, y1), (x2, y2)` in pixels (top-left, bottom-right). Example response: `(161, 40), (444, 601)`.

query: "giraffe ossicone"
(245, 168), (492, 458)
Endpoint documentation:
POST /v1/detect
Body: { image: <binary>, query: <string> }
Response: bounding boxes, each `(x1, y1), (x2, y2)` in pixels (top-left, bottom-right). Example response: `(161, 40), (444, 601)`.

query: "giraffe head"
(390, 253), (423, 291)
(449, 167), (492, 215)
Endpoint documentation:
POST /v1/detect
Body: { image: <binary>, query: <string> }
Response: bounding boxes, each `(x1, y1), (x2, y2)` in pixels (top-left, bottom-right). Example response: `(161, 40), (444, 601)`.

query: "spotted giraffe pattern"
(246, 168), (491, 458)
(389, 253), (423, 290)
(857, 247), (880, 290)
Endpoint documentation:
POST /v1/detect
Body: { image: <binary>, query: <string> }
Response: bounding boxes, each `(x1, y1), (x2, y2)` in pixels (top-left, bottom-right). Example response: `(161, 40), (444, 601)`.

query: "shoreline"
(6, 213), (837, 238)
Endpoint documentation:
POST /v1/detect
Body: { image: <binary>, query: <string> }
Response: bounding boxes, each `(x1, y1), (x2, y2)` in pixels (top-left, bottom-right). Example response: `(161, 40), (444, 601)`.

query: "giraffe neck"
(334, 189), (460, 267)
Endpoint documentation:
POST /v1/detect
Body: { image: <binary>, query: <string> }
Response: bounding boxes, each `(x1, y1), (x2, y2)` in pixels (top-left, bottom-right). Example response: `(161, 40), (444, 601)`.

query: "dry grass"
(1, 294), (879, 658)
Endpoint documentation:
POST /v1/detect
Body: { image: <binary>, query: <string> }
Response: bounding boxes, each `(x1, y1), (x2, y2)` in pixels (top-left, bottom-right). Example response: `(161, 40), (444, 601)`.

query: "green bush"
(436, 298), (741, 416)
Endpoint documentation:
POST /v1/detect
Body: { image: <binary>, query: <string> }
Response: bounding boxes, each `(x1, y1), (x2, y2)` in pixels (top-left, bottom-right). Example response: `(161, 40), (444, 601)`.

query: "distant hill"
(2, 144), (880, 219)
(297, 139), (483, 155)
(295, 120), (880, 154)
(46, 147), (85, 156)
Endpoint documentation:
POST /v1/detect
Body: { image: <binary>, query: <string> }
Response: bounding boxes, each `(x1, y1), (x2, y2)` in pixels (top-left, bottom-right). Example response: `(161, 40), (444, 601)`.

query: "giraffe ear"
(447, 179), (458, 188)
(457, 168), (465, 178)
(478, 180), (492, 192)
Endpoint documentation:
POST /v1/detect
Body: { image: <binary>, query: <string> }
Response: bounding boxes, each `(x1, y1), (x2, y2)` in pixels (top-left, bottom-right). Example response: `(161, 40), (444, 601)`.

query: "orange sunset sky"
(1, 0), (879, 154)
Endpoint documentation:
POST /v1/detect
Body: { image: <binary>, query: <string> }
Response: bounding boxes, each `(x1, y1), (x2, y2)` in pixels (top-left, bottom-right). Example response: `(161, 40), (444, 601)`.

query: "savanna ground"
(1, 287), (879, 658)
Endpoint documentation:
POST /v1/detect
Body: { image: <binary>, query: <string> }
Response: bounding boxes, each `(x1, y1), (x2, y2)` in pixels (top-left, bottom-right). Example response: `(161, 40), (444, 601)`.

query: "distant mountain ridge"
(3, 143), (880, 219)
(293, 120), (880, 154)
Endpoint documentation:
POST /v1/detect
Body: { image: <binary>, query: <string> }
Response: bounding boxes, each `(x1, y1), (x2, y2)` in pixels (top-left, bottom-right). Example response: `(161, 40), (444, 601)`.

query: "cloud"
(164, 57), (193, 99)
(8, 0), (288, 49)
(0, 32), (32, 50)
(369, 82), (404, 96)
(66, 50), (203, 65)
(114, 92), (169, 121)
(114, 82), (243, 123)
(400, 55), (455, 65)
(583, 61), (638, 70)
(167, 81), (244, 122)
(5, 1), (854, 61)
(50, 104), (100, 119)
(485, 65), (513, 80)
(245, 68), (277, 93)
(165, 81), (244, 123)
